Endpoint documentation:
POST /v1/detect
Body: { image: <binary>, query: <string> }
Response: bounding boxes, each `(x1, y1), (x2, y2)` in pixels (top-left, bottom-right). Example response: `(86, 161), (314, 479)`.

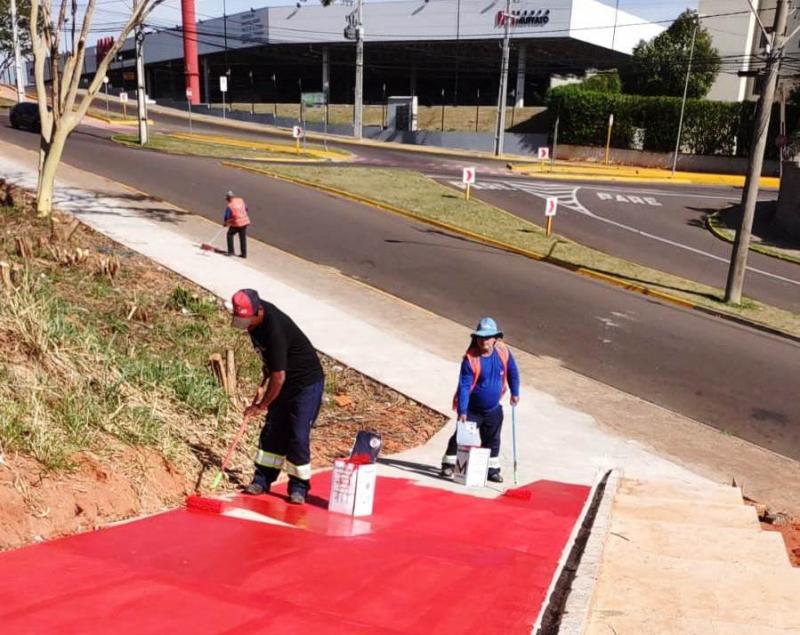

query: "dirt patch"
(760, 515), (800, 568)
(0, 180), (447, 551)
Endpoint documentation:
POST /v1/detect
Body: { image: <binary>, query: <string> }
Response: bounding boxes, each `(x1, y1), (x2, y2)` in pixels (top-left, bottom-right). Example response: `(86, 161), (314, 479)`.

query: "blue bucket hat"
(472, 317), (503, 338)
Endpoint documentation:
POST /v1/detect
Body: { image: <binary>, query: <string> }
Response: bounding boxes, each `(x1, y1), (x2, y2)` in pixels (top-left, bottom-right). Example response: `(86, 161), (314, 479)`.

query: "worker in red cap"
(230, 289), (325, 505)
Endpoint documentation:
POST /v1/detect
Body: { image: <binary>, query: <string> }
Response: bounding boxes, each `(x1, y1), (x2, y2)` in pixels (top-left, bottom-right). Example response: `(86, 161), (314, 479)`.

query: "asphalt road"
(119, 103), (800, 314)
(435, 176), (800, 314)
(2, 118), (799, 464)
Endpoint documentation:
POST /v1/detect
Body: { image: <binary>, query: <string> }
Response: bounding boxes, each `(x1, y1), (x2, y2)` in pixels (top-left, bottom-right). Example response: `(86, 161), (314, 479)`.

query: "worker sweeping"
(441, 317), (520, 483)
(223, 190), (250, 258)
(230, 289), (325, 505)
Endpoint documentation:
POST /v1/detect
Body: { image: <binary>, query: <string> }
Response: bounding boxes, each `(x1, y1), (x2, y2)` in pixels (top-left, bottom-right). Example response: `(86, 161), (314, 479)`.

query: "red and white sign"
(185, 88), (193, 100)
(462, 167), (476, 185)
(545, 196), (558, 217)
(537, 147), (550, 160)
(292, 125), (304, 139)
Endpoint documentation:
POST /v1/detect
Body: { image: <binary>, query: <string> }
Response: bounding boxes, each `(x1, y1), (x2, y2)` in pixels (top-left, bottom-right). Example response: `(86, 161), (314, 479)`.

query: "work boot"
(288, 490), (306, 505)
(487, 471), (504, 484)
(243, 481), (269, 496)
(440, 464), (454, 479)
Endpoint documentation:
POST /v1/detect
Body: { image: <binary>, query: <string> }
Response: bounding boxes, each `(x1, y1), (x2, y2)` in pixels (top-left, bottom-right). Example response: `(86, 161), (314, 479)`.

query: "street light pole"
(353, 0), (365, 139)
(724, 0), (790, 305)
(10, 0), (25, 102)
(134, 0), (149, 145)
(493, 0), (512, 156)
(672, 18), (698, 175)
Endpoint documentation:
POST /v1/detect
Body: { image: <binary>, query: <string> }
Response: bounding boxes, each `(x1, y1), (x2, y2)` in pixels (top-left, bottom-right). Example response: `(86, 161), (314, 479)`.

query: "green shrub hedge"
(546, 86), (795, 158)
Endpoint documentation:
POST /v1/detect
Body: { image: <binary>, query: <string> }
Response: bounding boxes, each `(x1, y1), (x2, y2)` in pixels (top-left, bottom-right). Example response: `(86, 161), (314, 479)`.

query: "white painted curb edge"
(532, 469), (621, 635)
(553, 470), (621, 635)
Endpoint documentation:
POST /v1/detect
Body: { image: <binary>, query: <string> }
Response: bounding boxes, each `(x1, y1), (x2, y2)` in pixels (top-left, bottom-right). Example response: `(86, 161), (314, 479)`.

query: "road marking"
(448, 178), (800, 289)
(596, 192), (662, 206)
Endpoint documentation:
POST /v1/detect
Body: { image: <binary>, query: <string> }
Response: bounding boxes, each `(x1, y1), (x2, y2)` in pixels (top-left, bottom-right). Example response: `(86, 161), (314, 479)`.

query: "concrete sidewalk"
(3, 140), (800, 512)
(5, 140), (800, 632)
(0, 141), (704, 491)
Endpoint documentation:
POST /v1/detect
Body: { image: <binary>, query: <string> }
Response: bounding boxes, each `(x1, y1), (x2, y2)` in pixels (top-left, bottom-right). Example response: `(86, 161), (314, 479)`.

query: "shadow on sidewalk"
(378, 457), (447, 480)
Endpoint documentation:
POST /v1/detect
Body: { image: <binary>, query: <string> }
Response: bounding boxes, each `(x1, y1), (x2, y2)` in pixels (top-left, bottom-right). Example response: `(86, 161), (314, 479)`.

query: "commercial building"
(85, 0), (672, 107)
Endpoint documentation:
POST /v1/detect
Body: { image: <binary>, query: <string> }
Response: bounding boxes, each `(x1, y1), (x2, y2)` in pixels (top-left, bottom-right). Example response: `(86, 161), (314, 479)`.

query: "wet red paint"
(0, 474), (589, 633)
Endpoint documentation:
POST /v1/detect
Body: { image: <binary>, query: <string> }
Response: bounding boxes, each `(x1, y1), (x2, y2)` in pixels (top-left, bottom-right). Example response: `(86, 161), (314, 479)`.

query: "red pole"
(181, 0), (200, 104)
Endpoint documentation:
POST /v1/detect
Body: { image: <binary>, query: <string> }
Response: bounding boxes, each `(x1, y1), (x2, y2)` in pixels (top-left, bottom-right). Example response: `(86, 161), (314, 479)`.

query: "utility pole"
(134, 1), (149, 145)
(10, 0), (25, 102)
(672, 17), (698, 175)
(493, 0), (512, 156)
(354, 0), (364, 140)
(724, 0), (789, 305)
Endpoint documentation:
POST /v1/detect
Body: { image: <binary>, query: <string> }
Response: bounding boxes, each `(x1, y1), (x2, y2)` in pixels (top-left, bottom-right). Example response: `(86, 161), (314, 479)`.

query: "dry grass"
(249, 165), (800, 338)
(0, 182), (446, 490)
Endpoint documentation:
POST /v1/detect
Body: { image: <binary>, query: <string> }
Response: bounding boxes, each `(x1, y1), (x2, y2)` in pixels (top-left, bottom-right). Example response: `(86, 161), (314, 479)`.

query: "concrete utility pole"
(134, 1), (149, 145)
(493, 0), (512, 156)
(354, 0), (365, 140)
(724, 0), (790, 304)
(10, 0), (25, 102)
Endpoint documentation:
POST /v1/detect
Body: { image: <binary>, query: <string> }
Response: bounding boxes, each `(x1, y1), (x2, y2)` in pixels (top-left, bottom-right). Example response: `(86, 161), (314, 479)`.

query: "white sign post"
(462, 166), (476, 201)
(605, 113), (614, 166)
(119, 91), (128, 119)
(544, 196), (558, 237)
(186, 87), (193, 132)
(103, 75), (110, 115)
(292, 125), (304, 153)
(219, 76), (228, 120)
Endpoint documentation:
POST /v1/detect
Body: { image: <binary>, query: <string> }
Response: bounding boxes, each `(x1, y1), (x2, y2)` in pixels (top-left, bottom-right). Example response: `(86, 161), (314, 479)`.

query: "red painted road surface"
(0, 474), (589, 634)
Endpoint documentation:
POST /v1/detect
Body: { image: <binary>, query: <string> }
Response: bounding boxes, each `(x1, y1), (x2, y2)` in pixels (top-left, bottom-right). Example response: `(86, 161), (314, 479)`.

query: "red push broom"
(200, 227), (225, 252)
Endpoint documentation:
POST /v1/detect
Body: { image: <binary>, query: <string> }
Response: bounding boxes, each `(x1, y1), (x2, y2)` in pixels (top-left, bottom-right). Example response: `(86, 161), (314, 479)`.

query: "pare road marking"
(596, 192), (661, 206)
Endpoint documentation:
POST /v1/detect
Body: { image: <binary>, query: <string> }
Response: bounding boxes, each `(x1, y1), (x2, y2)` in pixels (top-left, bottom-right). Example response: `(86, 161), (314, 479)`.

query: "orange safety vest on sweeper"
(227, 197), (250, 228)
(451, 341), (510, 411)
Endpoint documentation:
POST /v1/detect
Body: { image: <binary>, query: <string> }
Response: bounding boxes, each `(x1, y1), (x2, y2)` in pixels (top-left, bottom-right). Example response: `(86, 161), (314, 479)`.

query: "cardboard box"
(454, 446), (490, 487)
(328, 459), (377, 517)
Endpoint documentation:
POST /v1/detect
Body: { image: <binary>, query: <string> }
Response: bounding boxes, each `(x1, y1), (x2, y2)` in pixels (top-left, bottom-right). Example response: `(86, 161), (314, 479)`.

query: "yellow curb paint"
(170, 132), (351, 161)
(511, 164), (780, 189)
(223, 161), (716, 315)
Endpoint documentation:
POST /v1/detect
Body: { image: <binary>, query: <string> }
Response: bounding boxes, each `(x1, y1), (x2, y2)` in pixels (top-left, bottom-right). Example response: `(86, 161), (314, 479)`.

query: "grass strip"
(112, 132), (330, 161)
(707, 211), (800, 266)
(238, 164), (800, 338)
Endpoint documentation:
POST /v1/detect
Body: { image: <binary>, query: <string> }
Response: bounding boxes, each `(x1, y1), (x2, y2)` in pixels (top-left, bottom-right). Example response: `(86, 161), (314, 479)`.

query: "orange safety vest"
(227, 197), (250, 228)
(452, 341), (510, 411)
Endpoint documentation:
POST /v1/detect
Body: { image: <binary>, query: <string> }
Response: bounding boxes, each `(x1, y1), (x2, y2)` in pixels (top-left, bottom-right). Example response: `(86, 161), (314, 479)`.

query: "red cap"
(231, 289), (261, 328)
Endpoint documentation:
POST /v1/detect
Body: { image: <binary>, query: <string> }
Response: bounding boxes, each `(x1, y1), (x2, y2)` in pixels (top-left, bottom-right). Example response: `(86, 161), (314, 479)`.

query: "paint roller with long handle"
(512, 404), (518, 486)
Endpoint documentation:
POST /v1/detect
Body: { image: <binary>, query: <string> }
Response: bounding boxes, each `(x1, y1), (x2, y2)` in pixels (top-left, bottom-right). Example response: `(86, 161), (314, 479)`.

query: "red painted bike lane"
(0, 474), (589, 633)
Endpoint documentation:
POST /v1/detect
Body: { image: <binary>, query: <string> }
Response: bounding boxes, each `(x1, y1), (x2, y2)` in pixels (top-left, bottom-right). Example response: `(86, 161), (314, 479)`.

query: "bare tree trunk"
(36, 125), (68, 216)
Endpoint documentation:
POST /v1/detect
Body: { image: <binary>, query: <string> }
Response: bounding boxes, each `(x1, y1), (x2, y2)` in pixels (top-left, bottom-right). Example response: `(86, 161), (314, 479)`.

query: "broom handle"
(208, 226), (225, 245)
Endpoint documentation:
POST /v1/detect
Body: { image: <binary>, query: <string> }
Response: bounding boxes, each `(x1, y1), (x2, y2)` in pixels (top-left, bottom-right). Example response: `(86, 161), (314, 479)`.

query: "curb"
(554, 470), (620, 635)
(170, 132), (352, 162)
(510, 165), (781, 190)
(111, 134), (332, 165)
(705, 212), (800, 266)
(88, 113), (155, 126)
(224, 161), (800, 343)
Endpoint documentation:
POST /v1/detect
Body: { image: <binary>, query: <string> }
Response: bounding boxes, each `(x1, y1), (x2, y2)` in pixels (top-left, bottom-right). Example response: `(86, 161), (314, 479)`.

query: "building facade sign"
(496, 8), (551, 28)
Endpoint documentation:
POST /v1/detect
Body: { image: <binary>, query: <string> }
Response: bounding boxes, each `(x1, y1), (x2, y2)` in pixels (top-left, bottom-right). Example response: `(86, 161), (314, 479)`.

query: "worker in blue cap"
(441, 317), (520, 483)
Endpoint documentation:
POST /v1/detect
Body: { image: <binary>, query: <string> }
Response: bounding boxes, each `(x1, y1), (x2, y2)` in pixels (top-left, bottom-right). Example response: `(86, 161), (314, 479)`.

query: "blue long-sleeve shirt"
(457, 347), (520, 416)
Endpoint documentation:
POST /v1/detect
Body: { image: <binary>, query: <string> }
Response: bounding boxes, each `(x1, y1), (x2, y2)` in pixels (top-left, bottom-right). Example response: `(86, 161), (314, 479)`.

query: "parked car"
(9, 102), (41, 133)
